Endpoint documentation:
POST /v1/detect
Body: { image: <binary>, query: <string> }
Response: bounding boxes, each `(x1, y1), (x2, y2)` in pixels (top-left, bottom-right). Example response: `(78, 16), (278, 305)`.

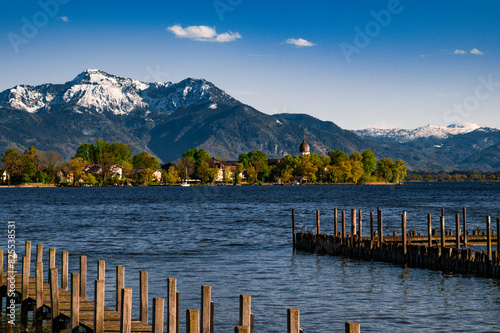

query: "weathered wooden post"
(455, 214), (460, 250)
(139, 271), (148, 324)
(36, 243), (43, 263)
(463, 208), (467, 247)
(25, 241), (31, 277)
(121, 288), (132, 333)
(97, 260), (105, 281)
(94, 280), (105, 333)
(378, 207), (383, 244)
(50, 268), (60, 332)
(239, 294), (251, 329)
(427, 213), (432, 247)
(177, 292), (181, 333)
(345, 322), (361, 333)
(370, 211), (374, 241)
(71, 273), (80, 333)
(334, 208), (338, 237)
(359, 209), (362, 239)
(342, 210), (346, 242)
(187, 309), (200, 333)
(287, 308), (300, 333)
(316, 210), (320, 235)
(201, 285), (211, 333)
(35, 262), (43, 333)
(486, 216), (492, 261)
(402, 212), (407, 255)
(234, 327), (248, 333)
(168, 278), (177, 333)
(0, 249), (3, 288)
(292, 209), (296, 250)
(153, 298), (165, 333)
(62, 250), (69, 291)
(351, 208), (357, 237)
(49, 248), (56, 270)
(21, 255), (29, 332)
(116, 266), (125, 315)
(441, 208), (445, 217)
(80, 256), (87, 299)
(440, 215), (445, 250)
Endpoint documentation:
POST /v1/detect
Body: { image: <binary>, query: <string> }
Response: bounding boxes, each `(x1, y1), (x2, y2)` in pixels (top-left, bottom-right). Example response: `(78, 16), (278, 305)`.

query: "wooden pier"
(1, 242), (361, 332)
(293, 208), (500, 278)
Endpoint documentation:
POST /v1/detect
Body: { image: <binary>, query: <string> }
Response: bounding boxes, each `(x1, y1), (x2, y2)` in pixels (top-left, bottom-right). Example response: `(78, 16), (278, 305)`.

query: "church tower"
(299, 139), (310, 155)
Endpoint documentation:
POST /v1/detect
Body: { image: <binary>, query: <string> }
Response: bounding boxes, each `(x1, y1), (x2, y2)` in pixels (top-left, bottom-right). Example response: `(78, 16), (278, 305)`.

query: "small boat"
(180, 181), (190, 187)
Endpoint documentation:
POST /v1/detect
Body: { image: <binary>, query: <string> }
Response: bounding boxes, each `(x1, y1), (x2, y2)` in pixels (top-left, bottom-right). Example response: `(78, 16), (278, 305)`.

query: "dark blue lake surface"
(1, 182), (499, 332)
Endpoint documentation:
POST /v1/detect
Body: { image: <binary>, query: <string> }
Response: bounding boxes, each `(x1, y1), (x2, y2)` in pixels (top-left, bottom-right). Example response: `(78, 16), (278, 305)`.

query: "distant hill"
(1, 69), (499, 171)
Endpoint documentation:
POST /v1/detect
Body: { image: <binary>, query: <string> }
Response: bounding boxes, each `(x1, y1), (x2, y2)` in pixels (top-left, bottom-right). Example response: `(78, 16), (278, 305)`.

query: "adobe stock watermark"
(443, 75), (499, 123)
(7, 0), (70, 54)
(213, 0), (242, 21)
(340, 0), (405, 64)
(143, 65), (170, 83)
(7, 220), (17, 325)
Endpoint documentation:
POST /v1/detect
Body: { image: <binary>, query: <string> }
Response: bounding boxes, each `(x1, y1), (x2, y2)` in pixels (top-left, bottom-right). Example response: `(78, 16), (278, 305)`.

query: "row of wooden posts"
(292, 207), (500, 277)
(292, 207), (500, 257)
(0, 242), (362, 333)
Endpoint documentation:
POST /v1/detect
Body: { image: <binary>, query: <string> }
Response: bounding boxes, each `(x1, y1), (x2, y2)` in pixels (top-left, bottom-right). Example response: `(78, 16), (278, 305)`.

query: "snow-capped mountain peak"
(0, 70), (237, 116)
(354, 122), (490, 143)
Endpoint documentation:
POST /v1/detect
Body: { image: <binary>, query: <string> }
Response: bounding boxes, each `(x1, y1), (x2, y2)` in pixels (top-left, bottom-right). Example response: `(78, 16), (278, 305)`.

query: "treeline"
(0, 141), (408, 185)
(407, 171), (500, 182)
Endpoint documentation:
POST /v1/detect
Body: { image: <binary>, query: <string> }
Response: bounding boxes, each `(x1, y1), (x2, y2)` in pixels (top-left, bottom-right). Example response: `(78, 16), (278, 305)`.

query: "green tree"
(376, 158), (394, 183)
(75, 143), (97, 164)
(328, 150), (349, 165)
(40, 151), (62, 184)
(350, 152), (363, 162)
(1, 148), (23, 184)
(361, 149), (377, 175)
(391, 160), (407, 183)
(349, 160), (364, 184)
(238, 153), (250, 168)
(135, 168), (154, 185)
(133, 152), (160, 169)
(22, 146), (41, 183)
(110, 142), (133, 164)
(246, 164), (258, 184)
(165, 165), (179, 184)
(66, 157), (87, 186)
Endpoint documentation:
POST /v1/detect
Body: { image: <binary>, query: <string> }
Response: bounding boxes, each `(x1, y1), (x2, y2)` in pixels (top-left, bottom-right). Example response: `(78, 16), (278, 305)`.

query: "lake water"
(1, 182), (499, 332)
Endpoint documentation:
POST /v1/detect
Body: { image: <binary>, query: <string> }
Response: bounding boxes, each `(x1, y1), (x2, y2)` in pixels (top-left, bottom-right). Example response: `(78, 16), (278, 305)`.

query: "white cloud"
(470, 48), (484, 55)
(452, 49), (467, 55)
(167, 24), (241, 43)
(284, 38), (316, 47)
(59, 16), (70, 22)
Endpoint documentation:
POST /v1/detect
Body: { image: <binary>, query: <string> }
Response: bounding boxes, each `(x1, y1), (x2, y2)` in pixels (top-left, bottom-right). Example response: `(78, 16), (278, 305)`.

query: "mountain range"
(1, 69), (499, 171)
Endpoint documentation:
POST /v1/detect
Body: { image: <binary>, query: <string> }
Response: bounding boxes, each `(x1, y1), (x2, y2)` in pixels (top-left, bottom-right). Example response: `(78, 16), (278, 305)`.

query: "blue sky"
(1, 0), (499, 129)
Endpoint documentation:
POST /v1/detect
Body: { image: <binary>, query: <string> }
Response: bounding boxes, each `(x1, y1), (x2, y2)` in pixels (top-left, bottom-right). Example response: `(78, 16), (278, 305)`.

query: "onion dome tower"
(299, 139), (310, 155)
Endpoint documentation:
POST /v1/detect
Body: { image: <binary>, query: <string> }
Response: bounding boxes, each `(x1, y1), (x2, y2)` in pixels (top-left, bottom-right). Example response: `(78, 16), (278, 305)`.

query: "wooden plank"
(71, 273), (80, 332)
(186, 309), (199, 333)
(239, 294), (251, 329)
(201, 285), (211, 333)
(25, 241), (31, 277)
(486, 216), (492, 261)
(168, 277), (177, 333)
(80, 255), (87, 299)
(455, 214), (461, 250)
(62, 250), (69, 291)
(98, 260), (105, 281)
(342, 210), (346, 241)
(463, 208), (467, 247)
(121, 288), (132, 333)
(334, 208), (338, 237)
(440, 216), (445, 249)
(22, 255), (29, 300)
(140, 271), (148, 325)
(287, 308), (299, 333)
(116, 265), (125, 315)
(152, 297), (164, 333)
(49, 248), (56, 269)
(427, 213), (432, 247)
(345, 322), (360, 333)
(36, 243), (43, 263)
(378, 208), (383, 244)
(402, 212), (407, 255)
(351, 208), (356, 237)
(370, 211), (374, 241)
(359, 209), (362, 239)
(94, 279), (105, 333)
(316, 210), (320, 235)
(234, 327), (248, 333)
(35, 262), (43, 333)
(50, 267), (60, 331)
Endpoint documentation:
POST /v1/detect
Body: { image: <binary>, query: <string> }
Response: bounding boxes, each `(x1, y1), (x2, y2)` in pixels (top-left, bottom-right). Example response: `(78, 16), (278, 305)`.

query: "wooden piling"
(97, 260), (105, 281)
(455, 214), (460, 250)
(234, 327), (248, 333)
(94, 279), (105, 333)
(201, 285), (211, 333)
(427, 213), (432, 248)
(292, 208), (296, 250)
(21, 256), (29, 331)
(71, 273), (80, 332)
(440, 215), (445, 249)
(0, 249), (3, 287)
(378, 208), (383, 244)
(486, 216), (491, 261)
(35, 262), (43, 333)
(342, 210), (346, 242)
(168, 277), (177, 333)
(345, 322), (360, 333)
(316, 210), (320, 235)
(250, 313), (254, 333)
(287, 308), (300, 333)
(36, 243), (43, 263)
(49, 248), (56, 269)
(116, 265), (125, 315)
(359, 209), (362, 239)
(370, 211), (374, 241)
(239, 294), (251, 329)
(402, 212), (407, 255)
(351, 208), (357, 237)
(463, 208), (467, 247)
(62, 250), (69, 291)
(121, 288), (132, 333)
(80, 255), (87, 299)
(50, 268), (60, 331)
(153, 298), (165, 333)
(25, 241), (31, 277)
(334, 208), (338, 237)
(140, 270), (148, 325)
(177, 292), (181, 333)
(186, 309), (200, 333)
